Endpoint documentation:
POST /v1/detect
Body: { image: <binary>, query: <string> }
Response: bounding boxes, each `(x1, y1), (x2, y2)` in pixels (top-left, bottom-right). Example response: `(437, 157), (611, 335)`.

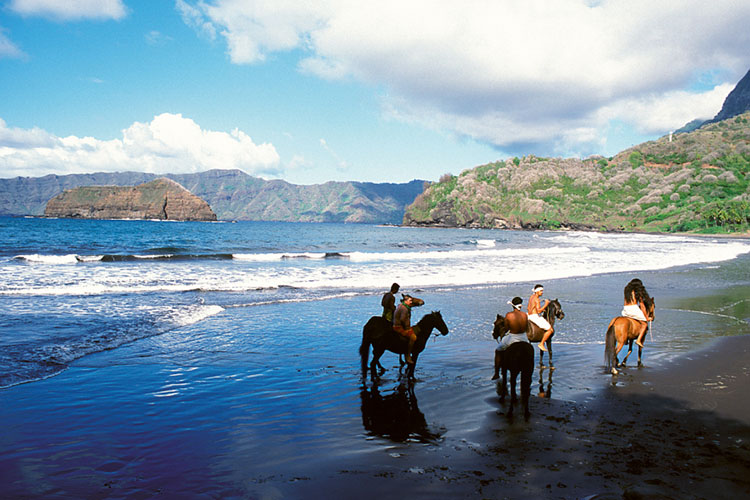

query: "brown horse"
(604, 297), (655, 375)
(526, 298), (565, 367)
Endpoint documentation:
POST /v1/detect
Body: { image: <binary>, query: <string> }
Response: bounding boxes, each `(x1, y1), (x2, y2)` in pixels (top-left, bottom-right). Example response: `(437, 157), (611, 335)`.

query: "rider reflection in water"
(393, 295), (418, 364)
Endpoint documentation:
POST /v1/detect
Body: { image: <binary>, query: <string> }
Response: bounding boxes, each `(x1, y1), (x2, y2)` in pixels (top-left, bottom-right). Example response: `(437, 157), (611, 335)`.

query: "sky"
(1, 1), (749, 185)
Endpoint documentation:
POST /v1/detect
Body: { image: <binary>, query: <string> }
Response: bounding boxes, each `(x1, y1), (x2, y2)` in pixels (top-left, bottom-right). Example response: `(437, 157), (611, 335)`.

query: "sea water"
(2, 216), (750, 389)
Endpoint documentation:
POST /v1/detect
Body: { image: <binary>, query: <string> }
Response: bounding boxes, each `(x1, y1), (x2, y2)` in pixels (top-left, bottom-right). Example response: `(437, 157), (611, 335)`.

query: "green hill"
(404, 113), (750, 233)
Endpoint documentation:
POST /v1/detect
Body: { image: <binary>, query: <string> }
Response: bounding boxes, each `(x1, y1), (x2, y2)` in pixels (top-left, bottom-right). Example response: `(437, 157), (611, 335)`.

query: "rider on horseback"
(528, 284), (553, 352)
(492, 297), (529, 380)
(622, 278), (652, 348)
(393, 294), (418, 365)
(381, 282), (400, 322)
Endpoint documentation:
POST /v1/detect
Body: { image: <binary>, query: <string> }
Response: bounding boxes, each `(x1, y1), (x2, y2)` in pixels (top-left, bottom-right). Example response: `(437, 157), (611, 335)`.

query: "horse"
(604, 297), (655, 375)
(492, 315), (534, 419)
(360, 311), (449, 381)
(526, 298), (565, 367)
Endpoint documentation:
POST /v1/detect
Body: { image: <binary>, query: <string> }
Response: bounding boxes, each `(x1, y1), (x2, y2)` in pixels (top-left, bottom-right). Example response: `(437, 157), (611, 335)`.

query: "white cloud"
(181, 0), (750, 155)
(0, 113), (280, 178)
(9, 0), (128, 21)
(0, 27), (25, 59)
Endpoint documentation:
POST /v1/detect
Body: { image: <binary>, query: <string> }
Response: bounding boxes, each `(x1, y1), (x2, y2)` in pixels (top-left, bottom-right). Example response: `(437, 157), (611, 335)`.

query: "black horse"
(492, 315), (534, 419)
(360, 311), (449, 381)
(526, 298), (565, 367)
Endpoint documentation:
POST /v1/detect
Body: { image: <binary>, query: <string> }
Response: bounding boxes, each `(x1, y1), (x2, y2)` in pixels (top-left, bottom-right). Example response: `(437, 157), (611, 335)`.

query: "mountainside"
(0, 169), (425, 223)
(44, 178), (217, 221)
(404, 112), (750, 233)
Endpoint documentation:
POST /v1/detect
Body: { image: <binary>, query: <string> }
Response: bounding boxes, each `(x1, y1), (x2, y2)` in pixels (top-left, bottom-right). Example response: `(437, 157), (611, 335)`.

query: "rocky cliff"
(710, 69), (750, 123)
(44, 178), (217, 221)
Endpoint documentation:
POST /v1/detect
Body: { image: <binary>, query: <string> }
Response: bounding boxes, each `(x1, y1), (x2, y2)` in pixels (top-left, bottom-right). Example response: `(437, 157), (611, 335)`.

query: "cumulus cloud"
(0, 113), (280, 178)
(180, 0), (750, 155)
(8, 0), (127, 21)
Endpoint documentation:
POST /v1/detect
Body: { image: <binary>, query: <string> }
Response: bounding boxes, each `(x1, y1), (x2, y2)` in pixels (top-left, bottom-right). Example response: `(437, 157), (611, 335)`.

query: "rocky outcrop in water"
(44, 178), (217, 221)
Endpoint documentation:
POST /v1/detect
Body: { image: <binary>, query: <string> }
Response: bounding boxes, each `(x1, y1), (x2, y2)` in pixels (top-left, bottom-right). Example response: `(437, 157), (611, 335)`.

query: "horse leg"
(637, 343), (644, 367)
(509, 370), (518, 405)
(370, 348), (385, 380)
(546, 339), (554, 369)
(614, 336), (627, 368)
(407, 353), (419, 380)
(622, 340), (634, 366)
(498, 367), (508, 403)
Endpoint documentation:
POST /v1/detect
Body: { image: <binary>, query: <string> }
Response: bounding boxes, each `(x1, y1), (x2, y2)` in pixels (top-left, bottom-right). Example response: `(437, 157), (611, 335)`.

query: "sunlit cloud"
(179, 0), (750, 156)
(0, 114), (280, 178)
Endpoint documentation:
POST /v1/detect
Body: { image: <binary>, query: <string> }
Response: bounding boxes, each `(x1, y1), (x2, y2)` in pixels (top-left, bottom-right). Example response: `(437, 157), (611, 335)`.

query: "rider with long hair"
(622, 278), (651, 347)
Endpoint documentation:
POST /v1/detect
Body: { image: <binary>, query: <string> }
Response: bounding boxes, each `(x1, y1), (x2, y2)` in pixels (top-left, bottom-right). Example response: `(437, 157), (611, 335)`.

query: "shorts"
(528, 314), (551, 330)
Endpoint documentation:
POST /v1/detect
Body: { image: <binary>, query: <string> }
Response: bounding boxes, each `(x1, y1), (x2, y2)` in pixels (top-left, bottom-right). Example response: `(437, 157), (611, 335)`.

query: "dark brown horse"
(526, 298), (565, 367)
(604, 297), (655, 375)
(492, 315), (534, 419)
(360, 311), (449, 381)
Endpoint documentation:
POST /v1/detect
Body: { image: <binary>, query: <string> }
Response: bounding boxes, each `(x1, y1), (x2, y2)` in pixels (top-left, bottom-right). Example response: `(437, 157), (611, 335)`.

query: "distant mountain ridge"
(0, 169), (426, 224)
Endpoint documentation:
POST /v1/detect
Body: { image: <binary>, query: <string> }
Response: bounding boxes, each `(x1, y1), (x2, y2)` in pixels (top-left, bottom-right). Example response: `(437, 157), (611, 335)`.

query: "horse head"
(493, 314), (508, 340)
(430, 310), (449, 336)
(550, 298), (565, 320)
(644, 296), (655, 321)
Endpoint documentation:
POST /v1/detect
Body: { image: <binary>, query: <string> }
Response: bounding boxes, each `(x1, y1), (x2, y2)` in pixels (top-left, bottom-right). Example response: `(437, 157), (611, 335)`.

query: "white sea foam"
(3, 232), (749, 297)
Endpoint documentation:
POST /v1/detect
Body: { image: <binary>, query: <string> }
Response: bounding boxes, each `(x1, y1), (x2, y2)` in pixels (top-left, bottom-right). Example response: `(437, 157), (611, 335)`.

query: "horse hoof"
(610, 367), (619, 375)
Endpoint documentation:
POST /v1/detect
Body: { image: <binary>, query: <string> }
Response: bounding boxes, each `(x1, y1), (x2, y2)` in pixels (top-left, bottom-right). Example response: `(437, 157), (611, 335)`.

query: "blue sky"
(1, 0), (749, 184)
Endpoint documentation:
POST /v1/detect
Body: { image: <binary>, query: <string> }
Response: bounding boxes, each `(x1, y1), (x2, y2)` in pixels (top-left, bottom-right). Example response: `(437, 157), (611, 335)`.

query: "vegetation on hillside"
(404, 113), (750, 233)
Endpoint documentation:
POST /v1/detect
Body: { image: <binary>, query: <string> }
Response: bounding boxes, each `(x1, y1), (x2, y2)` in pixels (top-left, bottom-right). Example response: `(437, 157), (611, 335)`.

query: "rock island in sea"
(43, 177), (217, 221)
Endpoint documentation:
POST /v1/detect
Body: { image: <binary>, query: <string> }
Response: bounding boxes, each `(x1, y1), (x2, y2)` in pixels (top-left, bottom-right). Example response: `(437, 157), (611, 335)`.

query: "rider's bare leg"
(405, 335), (416, 364)
(635, 321), (647, 348)
(538, 328), (553, 351)
(492, 350), (502, 380)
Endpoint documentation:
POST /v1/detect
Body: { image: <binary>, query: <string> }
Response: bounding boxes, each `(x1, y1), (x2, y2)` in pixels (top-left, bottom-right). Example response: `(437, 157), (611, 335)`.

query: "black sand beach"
(2, 254), (750, 499)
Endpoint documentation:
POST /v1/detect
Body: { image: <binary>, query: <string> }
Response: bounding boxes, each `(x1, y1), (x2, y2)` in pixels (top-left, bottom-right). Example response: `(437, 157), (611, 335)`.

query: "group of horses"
(359, 294), (655, 419)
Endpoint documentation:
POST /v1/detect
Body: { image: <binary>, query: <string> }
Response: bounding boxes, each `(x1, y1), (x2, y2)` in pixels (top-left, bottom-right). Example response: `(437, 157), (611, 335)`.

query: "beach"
(2, 221), (750, 499)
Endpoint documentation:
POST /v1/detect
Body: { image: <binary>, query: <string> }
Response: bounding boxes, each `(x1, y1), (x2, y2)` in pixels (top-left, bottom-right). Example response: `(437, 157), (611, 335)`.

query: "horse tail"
(360, 321), (373, 376)
(604, 320), (616, 370)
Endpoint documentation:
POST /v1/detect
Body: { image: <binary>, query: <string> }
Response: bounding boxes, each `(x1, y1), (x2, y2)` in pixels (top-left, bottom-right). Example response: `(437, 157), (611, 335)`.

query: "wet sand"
(237, 335), (750, 500)
(3, 256), (750, 499)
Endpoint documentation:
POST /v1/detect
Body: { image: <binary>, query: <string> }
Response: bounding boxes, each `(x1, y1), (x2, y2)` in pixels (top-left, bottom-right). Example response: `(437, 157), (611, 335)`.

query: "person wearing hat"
(528, 284), (553, 351)
(492, 296), (529, 380)
(381, 282), (400, 322)
(393, 294), (418, 364)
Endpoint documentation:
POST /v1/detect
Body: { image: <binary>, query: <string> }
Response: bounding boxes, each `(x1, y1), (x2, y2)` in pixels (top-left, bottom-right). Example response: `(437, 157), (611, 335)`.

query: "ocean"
(3, 217), (750, 389)
(3, 217), (750, 497)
